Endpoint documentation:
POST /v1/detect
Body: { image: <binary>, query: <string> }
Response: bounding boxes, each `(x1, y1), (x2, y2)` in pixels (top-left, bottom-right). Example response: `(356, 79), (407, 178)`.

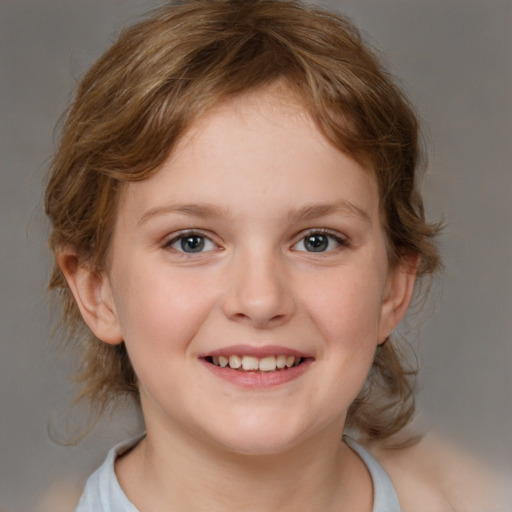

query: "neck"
(116, 421), (373, 512)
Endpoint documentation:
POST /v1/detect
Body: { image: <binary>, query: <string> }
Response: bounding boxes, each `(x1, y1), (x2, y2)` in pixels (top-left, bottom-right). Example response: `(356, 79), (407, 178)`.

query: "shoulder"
(368, 432), (511, 512)
(75, 436), (142, 512)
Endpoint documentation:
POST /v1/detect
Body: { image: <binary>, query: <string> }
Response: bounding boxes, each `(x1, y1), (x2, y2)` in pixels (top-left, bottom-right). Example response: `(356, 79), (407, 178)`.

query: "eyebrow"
(138, 202), (231, 226)
(138, 199), (371, 226)
(287, 200), (372, 224)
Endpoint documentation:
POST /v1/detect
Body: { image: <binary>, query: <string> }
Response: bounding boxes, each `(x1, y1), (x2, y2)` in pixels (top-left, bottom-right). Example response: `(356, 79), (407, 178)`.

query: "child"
(44, 0), (495, 510)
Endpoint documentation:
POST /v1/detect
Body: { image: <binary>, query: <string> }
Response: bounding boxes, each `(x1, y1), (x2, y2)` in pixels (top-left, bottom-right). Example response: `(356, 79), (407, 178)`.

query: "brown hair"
(45, 0), (441, 441)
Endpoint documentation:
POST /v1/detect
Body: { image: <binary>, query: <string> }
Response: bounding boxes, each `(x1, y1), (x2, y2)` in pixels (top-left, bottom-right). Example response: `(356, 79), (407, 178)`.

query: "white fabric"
(75, 436), (142, 512)
(345, 436), (402, 512)
(76, 435), (401, 512)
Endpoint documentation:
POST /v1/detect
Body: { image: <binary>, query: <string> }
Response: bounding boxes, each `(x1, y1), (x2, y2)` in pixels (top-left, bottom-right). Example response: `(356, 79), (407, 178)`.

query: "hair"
(45, 0), (441, 441)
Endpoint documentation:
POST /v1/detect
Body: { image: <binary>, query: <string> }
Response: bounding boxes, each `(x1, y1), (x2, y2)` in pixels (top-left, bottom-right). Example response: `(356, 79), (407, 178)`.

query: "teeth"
(285, 356), (295, 368)
(229, 355), (242, 369)
(276, 355), (287, 369)
(259, 356), (276, 372)
(209, 354), (303, 371)
(241, 356), (259, 371)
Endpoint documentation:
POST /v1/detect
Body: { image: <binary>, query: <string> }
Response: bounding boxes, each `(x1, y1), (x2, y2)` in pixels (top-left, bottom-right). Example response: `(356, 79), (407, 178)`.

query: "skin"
(370, 431), (510, 512)
(59, 86), (418, 512)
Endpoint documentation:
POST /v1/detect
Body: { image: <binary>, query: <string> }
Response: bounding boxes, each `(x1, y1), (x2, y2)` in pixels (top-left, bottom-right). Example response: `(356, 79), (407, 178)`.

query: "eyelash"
(292, 229), (350, 253)
(163, 229), (349, 255)
(163, 230), (219, 254)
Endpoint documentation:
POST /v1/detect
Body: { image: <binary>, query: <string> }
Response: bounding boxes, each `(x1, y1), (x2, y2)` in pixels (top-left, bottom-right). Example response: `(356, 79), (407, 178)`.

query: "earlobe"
(378, 255), (420, 343)
(57, 247), (123, 345)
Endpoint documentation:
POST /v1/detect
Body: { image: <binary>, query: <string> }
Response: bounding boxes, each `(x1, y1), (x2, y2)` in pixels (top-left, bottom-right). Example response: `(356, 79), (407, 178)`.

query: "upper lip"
(199, 345), (314, 359)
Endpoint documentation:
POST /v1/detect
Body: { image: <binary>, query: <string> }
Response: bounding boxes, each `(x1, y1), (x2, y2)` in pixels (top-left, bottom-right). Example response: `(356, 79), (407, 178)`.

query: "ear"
(57, 246), (123, 345)
(378, 253), (420, 343)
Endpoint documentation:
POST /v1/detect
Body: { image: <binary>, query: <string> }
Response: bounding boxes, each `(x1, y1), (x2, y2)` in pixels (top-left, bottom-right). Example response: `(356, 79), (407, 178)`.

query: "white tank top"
(345, 436), (402, 512)
(76, 435), (401, 512)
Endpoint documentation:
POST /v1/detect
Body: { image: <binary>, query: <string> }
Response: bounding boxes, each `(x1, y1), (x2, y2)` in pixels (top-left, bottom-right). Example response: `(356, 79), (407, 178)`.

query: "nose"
(221, 248), (295, 329)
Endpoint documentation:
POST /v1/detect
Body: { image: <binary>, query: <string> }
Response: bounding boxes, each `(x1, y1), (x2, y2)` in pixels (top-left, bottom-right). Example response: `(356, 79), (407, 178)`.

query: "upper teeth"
(211, 355), (300, 371)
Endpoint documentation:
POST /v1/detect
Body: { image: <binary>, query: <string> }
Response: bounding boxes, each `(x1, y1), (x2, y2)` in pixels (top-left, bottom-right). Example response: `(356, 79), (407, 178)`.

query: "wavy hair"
(45, 0), (441, 440)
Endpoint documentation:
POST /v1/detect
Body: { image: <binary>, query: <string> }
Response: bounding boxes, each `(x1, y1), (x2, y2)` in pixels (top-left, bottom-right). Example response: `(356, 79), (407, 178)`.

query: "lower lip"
(200, 359), (313, 388)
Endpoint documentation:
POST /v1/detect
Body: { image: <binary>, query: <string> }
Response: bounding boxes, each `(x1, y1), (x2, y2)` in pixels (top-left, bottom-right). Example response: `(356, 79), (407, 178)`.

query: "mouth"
(199, 346), (313, 387)
(204, 354), (306, 372)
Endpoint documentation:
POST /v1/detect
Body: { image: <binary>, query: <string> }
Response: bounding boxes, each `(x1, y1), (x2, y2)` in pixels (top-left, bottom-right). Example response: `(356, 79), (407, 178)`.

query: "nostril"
(220, 264), (296, 328)
(225, 308), (292, 328)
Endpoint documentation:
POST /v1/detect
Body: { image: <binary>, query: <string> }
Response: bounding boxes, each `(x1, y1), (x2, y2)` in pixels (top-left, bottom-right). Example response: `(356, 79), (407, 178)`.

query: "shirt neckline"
(98, 434), (401, 512)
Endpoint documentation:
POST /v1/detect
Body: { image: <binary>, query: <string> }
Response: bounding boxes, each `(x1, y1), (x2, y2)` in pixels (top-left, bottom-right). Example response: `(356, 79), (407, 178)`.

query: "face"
(78, 88), (414, 455)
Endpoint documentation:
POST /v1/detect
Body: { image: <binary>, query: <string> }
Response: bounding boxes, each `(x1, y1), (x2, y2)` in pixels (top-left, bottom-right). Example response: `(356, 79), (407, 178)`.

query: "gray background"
(1, 1), (511, 511)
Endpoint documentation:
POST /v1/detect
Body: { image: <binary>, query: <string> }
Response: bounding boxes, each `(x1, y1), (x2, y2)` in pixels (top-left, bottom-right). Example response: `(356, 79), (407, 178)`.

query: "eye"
(167, 232), (217, 253)
(292, 231), (347, 253)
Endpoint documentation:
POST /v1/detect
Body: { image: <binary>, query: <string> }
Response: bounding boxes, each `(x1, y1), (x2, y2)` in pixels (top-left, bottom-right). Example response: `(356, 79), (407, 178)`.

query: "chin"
(219, 433), (303, 457)
(204, 413), (316, 457)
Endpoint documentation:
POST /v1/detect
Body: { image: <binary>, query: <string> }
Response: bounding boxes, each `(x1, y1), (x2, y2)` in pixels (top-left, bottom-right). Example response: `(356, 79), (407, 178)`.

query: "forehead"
(116, 87), (380, 225)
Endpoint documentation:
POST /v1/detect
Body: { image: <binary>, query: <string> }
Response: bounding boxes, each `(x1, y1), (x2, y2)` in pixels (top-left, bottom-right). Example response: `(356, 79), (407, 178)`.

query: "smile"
(200, 346), (313, 387)
(206, 355), (303, 372)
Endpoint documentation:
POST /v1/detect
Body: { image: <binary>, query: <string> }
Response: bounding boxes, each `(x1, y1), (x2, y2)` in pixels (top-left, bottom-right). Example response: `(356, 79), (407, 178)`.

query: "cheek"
(300, 269), (385, 347)
(111, 262), (218, 355)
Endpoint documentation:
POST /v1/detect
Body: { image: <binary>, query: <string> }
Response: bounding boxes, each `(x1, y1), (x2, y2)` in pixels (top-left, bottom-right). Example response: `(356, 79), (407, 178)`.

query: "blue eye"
(293, 232), (346, 253)
(169, 233), (216, 253)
